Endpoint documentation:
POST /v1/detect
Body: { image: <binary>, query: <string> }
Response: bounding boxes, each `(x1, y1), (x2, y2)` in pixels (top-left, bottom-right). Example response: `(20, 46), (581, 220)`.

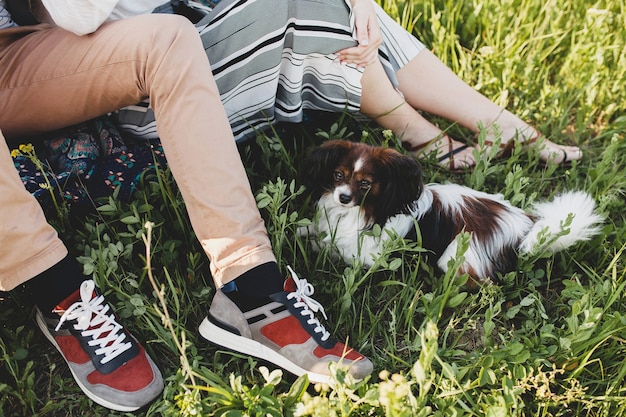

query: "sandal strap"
(440, 143), (471, 171)
(484, 139), (512, 149)
(403, 135), (475, 172)
(403, 136), (438, 153)
(438, 143), (470, 163)
(483, 138), (516, 159)
(518, 135), (539, 147)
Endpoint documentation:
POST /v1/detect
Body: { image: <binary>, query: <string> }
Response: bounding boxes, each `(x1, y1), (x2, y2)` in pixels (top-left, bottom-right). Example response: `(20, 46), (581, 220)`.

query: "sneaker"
(35, 280), (163, 411)
(199, 266), (373, 383)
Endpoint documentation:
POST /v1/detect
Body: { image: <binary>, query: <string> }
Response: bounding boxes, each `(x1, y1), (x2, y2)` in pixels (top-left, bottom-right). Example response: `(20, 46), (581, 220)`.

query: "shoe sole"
(35, 310), (143, 412)
(199, 317), (332, 384)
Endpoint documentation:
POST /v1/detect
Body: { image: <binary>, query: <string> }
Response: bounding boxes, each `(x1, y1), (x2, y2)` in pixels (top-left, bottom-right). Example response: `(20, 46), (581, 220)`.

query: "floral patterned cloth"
(11, 115), (167, 209)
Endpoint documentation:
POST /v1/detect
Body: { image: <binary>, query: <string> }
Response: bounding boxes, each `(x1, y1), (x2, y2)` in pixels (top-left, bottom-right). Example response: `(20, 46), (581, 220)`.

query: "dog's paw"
(296, 224), (314, 238)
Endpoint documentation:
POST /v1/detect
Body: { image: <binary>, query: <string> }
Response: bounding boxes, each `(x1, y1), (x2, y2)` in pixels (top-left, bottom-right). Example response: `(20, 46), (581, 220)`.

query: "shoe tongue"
(283, 277), (296, 293)
(52, 288), (82, 314)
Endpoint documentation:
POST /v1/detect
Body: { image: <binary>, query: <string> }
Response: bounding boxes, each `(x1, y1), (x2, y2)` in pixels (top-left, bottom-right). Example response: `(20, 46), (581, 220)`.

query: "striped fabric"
(116, 0), (426, 143)
(0, 0), (17, 29)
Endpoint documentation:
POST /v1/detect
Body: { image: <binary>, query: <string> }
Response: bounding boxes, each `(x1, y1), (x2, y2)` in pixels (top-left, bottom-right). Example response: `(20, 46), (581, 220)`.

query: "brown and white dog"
(299, 140), (603, 285)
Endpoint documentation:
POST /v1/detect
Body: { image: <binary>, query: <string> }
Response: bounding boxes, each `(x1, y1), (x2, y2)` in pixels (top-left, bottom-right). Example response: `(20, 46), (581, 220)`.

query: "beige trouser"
(0, 14), (276, 291)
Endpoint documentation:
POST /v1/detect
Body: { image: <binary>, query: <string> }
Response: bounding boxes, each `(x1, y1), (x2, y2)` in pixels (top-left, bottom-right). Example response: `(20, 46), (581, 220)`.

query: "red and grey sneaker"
(199, 266), (373, 383)
(35, 280), (163, 411)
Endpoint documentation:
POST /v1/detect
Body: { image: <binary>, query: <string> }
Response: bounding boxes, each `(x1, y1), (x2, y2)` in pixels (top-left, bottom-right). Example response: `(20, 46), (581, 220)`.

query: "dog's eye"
(333, 171), (344, 181)
(359, 180), (372, 190)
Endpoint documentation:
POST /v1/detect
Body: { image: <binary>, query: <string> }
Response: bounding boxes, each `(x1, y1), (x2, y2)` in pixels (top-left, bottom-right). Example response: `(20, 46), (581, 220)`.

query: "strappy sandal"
(404, 135), (475, 172)
(482, 138), (515, 160)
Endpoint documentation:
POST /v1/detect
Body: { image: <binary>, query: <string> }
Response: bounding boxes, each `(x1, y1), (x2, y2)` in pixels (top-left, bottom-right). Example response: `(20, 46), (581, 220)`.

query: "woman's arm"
(40, 0), (118, 35)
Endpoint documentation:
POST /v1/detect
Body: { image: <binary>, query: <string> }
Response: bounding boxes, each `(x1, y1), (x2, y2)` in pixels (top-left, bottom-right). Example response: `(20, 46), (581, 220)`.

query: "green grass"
(2, 0), (626, 415)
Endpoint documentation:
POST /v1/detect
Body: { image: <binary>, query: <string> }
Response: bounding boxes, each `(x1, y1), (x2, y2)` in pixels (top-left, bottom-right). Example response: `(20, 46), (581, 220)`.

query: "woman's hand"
(336, 0), (382, 68)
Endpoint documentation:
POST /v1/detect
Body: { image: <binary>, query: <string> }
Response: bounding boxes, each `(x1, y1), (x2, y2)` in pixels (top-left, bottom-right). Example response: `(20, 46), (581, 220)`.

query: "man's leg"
(0, 130), (164, 411)
(0, 14), (275, 286)
(0, 15), (372, 379)
(0, 14), (372, 383)
(0, 130), (67, 290)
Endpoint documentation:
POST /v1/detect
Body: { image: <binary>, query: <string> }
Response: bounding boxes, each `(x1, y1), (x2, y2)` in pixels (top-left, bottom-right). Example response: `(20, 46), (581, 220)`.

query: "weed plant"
(1, 0), (626, 415)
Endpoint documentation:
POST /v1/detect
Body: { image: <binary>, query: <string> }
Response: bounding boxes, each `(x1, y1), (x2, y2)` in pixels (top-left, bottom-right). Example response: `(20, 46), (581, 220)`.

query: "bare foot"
(510, 127), (583, 164)
(527, 136), (583, 164)
(483, 122), (583, 164)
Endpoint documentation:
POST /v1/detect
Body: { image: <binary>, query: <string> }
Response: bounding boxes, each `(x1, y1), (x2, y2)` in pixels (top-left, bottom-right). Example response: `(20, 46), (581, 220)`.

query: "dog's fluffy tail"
(519, 191), (603, 254)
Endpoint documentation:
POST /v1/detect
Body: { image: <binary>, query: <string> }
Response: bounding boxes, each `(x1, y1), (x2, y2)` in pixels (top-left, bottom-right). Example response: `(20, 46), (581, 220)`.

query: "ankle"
(221, 262), (284, 310)
(484, 113), (537, 144)
(26, 256), (86, 314)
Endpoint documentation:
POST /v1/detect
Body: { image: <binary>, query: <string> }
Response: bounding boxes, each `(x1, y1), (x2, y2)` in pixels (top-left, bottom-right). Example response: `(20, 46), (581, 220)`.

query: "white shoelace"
(54, 280), (133, 365)
(285, 266), (331, 342)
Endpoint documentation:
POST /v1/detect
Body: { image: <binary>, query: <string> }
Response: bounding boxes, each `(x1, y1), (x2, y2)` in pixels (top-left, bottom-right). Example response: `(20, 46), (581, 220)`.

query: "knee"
(139, 13), (199, 44)
(114, 13), (199, 52)
(119, 13), (206, 68)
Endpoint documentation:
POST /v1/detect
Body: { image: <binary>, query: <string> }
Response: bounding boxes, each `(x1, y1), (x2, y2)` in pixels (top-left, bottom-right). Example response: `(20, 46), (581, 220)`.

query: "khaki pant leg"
(0, 130), (67, 290)
(0, 14), (275, 288)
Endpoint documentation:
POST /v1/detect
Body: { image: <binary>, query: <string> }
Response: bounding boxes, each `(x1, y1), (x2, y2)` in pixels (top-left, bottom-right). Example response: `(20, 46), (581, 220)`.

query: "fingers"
(339, 22), (381, 66)
(336, 0), (382, 68)
(336, 45), (378, 68)
(353, 2), (374, 47)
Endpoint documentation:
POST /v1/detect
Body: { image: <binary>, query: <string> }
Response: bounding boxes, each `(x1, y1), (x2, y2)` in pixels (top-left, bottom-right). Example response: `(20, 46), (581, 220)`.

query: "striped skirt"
(117, 0), (426, 143)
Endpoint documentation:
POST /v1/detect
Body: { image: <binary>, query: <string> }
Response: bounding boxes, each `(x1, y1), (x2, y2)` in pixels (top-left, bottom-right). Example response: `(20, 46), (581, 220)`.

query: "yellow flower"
(10, 149), (20, 158)
(19, 143), (34, 154)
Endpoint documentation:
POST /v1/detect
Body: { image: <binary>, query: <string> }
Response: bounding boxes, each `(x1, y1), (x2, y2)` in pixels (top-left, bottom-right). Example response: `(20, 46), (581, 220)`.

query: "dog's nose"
(339, 194), (352, 204)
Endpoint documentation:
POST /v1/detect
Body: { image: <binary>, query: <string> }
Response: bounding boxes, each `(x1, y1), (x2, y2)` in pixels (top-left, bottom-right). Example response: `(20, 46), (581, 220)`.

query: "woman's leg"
(357, 1), (581, 164)
(395, 49), (582, 163)
(359, 59), (476, 170)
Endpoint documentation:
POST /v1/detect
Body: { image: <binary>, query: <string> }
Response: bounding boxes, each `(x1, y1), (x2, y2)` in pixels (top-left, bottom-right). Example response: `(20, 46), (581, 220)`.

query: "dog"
(299, 140), (603, 286)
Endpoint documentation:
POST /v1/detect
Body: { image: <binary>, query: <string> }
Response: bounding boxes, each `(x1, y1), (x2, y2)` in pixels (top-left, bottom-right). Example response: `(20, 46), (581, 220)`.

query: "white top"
(9, 1), (355, 37)
(40, 0), (164, 35)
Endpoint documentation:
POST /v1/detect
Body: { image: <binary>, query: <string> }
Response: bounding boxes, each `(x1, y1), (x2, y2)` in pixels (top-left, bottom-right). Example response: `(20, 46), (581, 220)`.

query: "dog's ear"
(304, 140), (354, 192)
(374, 148), (424, 223)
